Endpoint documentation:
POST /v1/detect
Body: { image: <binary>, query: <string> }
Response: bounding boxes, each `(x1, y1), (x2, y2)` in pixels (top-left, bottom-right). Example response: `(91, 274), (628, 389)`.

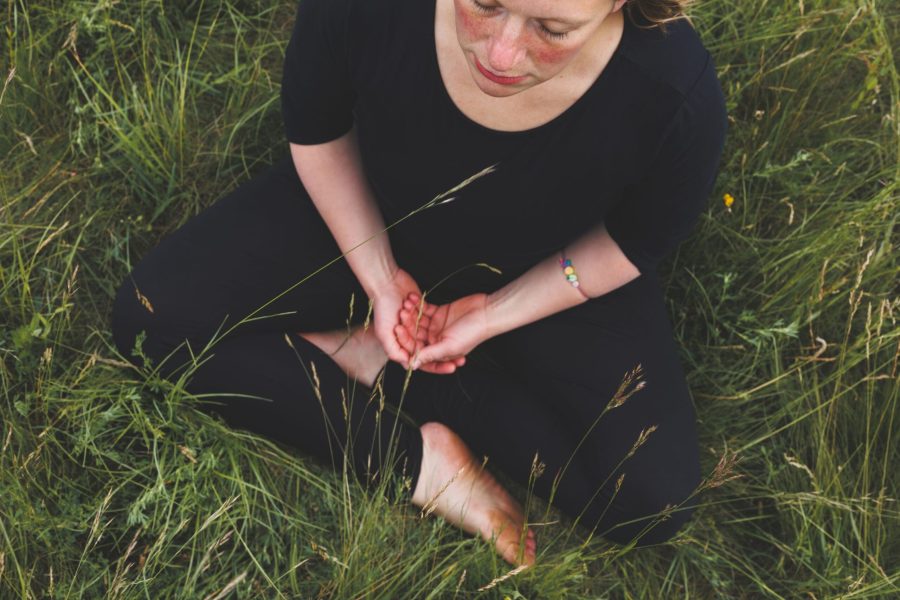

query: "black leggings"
(111, 155), (702, 546)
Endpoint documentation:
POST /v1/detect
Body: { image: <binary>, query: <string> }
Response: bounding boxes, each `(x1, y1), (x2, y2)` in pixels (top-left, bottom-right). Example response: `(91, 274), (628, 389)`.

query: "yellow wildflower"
(723, 193), (735, 208)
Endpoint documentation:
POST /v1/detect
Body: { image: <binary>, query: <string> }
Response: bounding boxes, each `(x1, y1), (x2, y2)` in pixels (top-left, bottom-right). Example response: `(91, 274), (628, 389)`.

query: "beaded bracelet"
(559, 250), (591, 300)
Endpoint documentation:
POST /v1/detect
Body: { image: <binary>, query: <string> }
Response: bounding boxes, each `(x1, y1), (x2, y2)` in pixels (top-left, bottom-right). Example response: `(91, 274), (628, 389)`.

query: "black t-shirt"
(281, 0), (727, 293)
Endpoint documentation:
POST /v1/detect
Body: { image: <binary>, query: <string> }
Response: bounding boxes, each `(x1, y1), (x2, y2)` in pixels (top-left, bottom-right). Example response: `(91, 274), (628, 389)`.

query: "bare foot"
(299, 325), (388, 388)
(412, 422), (536, 566)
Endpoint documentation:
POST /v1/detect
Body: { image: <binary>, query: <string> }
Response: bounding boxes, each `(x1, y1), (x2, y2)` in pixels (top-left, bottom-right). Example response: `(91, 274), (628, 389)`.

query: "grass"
(1, 0), (898, 597)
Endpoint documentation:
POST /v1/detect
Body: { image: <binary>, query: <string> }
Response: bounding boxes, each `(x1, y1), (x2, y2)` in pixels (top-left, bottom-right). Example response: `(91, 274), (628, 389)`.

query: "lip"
(474, 58), (527, 85)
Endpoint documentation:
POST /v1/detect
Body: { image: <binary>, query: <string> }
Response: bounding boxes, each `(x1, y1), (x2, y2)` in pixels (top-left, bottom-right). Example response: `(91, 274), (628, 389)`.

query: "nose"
(486, 19), (527, 73)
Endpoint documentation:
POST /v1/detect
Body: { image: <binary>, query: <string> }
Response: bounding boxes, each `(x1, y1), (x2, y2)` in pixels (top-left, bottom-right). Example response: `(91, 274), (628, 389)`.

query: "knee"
(586, 463), (702, 547)
(603, 485), (700, 547)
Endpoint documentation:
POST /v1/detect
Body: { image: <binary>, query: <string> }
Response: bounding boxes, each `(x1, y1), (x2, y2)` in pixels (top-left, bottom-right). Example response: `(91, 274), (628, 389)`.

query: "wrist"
(483, 286), (517, 339)
(353, 245), (399, 298)
(558, 250), (592, 301)
(485, 251), (588, 337)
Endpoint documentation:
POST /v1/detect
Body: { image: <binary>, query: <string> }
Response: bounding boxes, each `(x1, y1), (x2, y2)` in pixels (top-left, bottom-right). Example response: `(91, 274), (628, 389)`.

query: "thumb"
(378, 324), (409, 364)
(412, 340), (454, 369)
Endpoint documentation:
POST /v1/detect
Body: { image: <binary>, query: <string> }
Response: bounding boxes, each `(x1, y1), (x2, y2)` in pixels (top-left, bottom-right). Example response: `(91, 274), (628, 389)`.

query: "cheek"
(532, 45), (577, 65)
(456, 7), (491, 41)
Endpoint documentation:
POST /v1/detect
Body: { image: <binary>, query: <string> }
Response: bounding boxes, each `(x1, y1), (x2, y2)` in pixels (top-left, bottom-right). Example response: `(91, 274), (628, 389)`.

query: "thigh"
(483, 274), (699, 452)
(480, 273), (702, 539)
(379, 350), (598, 513)
(376, 272), (701, 543)
(112, 155), (367, 367)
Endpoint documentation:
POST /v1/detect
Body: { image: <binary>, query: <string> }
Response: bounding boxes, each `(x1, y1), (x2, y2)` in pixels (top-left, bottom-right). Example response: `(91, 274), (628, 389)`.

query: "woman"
(112, 0), (727, 566)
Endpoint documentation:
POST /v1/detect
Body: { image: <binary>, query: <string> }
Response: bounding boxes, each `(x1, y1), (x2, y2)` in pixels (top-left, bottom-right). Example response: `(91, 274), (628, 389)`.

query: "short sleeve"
(281, 0), (356, 144)
(604, 55), (728, 274)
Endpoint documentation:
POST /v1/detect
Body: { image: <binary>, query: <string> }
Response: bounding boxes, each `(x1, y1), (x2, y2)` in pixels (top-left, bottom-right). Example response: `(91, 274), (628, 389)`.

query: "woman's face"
(452, 0), (627, 97)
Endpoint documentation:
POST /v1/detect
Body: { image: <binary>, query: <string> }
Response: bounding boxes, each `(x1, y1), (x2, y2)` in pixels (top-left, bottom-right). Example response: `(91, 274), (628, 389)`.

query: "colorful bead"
(559, 250), (589, 299)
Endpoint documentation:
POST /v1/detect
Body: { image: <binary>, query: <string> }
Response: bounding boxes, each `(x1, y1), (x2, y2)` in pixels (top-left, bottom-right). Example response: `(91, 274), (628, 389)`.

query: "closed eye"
(538, 23), (570, 41)
(470, 0), (496, 14)
(470, 1), (572, 41)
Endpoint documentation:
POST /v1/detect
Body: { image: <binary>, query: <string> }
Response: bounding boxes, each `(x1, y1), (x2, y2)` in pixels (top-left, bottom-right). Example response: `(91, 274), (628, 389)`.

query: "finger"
(396, 325), (428, 360)
(418, 361), (456, 375)
(453, 356), (466, 367)
(404, 296), (427, 310)
(379, 326), (409, 364)
(400, 306), (427, 325)
(421, 301), (439, 318)
(426, 358), (460, 374)
(412, 344), (455, 370)
(400, 308), (432, 338)
(388, 345), (409, 365)
(394, 324), (416, 355)
(386, 346), (409, 366)
(405, 296), (439, 318)
(432, 361), (457, 374)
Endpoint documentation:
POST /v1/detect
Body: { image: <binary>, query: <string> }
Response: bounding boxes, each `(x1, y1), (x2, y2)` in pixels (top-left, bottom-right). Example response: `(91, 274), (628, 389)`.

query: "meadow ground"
(1, 0), (898, 597)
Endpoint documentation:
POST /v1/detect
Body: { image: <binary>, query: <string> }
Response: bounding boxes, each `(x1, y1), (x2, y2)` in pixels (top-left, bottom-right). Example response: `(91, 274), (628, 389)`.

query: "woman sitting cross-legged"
(111, 0), (727, 566)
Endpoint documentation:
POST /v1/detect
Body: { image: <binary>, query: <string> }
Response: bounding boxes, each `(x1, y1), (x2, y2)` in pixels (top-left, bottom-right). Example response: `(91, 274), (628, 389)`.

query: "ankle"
(297, 329), (343, 356)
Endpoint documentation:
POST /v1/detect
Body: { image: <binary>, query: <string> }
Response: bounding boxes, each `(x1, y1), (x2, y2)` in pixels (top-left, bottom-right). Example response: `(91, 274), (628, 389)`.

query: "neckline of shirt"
(428, 0), (633, 137)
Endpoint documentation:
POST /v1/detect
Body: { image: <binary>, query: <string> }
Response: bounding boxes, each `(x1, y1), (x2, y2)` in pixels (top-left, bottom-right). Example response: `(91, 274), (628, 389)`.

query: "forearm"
(484, 222), (641, 337)
(289, 128), (395, 296)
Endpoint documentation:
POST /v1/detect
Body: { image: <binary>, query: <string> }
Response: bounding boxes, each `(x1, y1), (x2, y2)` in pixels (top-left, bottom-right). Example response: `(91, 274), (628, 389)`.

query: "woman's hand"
(369, 269), (463, 374)
(395, 292), (491, 371)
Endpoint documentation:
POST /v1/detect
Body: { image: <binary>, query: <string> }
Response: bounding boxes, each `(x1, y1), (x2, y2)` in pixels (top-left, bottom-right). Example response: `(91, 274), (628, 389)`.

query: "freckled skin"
(455, 4), (501, 57)
(533, 45), (577, 65)
(455, 4), (480, 33)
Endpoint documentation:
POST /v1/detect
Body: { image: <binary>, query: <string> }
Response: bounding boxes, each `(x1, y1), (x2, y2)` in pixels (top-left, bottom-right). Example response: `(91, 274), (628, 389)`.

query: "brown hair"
(623, 0), (694, 33)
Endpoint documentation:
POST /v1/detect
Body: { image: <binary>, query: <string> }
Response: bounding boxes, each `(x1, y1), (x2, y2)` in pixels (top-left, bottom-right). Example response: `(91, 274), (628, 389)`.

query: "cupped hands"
(369, 267), (465, 375)
(394, 291), (492, 372)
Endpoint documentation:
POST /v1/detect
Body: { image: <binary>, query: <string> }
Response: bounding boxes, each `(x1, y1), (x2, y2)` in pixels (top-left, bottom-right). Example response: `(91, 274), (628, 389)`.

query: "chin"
(475, 82), (527, 98)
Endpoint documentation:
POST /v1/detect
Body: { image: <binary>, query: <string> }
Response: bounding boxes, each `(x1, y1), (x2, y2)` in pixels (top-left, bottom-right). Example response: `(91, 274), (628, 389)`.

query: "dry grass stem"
(703, 449), (743, 490)
(88, 488), (115, 550)
(178, 445), (197, 464)
(199, 530), (234, 574)
(609, 364), (647, 410)
(134, 284), (154, 313)
(454, 568), (467, 596)
(531, 452), (546, 479)
(625, 425), (659, 459)
(476, 564), (530, 592)
(200, 496), (239, 533)
(419, 463), (469, 519)
(203, 570), (248, 600)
